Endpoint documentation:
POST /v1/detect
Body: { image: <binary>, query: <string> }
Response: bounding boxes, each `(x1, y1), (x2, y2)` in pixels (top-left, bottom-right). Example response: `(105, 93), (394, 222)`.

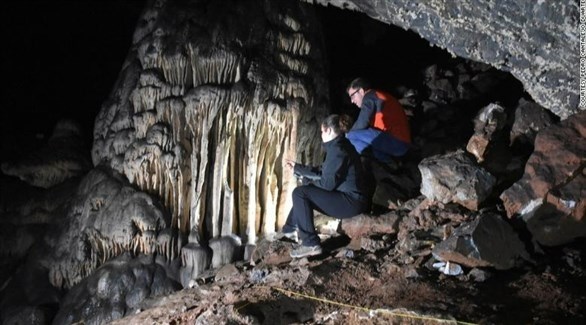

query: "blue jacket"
(294, 135), (366, 200)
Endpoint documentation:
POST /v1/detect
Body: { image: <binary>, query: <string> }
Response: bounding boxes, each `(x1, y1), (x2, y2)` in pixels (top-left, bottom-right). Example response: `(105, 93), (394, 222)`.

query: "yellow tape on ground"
(273, 287), (477, 325)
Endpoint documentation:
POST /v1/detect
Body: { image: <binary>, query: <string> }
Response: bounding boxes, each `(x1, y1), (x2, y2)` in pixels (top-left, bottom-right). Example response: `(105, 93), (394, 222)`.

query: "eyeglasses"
(349, 89), (360, 98)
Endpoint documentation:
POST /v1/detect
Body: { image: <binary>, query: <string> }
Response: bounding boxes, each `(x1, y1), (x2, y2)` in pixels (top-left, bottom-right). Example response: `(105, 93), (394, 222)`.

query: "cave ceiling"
(311, 0), (580, 119)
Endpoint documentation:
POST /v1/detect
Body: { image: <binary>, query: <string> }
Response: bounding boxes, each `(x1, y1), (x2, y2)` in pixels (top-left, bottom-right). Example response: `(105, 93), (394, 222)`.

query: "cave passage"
(317, 5), (456, 116)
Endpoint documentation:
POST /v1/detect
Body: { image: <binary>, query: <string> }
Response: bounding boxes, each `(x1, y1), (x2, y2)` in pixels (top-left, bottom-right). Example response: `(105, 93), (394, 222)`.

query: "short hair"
(347, 77), (371, 92)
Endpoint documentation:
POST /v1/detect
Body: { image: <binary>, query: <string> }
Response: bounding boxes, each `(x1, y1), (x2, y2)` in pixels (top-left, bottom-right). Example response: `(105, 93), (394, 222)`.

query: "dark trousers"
(282, 185), (367, 246)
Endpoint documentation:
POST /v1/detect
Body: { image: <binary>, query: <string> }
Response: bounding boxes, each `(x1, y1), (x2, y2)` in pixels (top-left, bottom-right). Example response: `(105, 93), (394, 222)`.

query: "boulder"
(340, 212), (401, 239)
(466, 103), (507, 162)
(501, 110), (586, 219)
(432, 213), (529, 270)
(510, 98), (555, 148)
(419, 150), (496, 210)
(52, 254), (178, 325)
(525, 172), (586, 246)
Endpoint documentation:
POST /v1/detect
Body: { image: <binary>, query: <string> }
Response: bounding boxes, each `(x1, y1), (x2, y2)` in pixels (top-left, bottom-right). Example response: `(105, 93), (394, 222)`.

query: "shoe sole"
(290, 249), (323, 258)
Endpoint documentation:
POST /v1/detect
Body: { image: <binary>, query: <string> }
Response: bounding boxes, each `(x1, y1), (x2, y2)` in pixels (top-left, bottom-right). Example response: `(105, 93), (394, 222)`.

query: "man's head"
(346, 77), (371, 108)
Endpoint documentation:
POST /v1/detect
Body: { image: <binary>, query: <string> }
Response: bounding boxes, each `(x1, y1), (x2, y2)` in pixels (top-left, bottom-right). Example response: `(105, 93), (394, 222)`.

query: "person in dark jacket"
(277, 114), (369, 258)
(346, 77), (411, 162)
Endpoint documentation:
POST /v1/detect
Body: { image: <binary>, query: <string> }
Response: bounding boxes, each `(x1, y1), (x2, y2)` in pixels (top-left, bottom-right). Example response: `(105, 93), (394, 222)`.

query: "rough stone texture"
(510, 98), (555, 148)
(92, 0), (328, 245)
(46, 167), (168, 289)
(52, 253), (178, 325)
(340, 212), (401, 239)
(466, 103), (507, 163)
(419, 150), (496, 211)
(432, 212), (529, 270)
(1, 119), (91, 188)
(314, 0), (580, 119)
(524, 171), (586, 246)
(501, 110), (586, 219)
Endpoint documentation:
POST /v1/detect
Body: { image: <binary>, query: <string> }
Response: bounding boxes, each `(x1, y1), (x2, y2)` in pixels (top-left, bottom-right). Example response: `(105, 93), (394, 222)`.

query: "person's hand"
(284, 159), (296, 169)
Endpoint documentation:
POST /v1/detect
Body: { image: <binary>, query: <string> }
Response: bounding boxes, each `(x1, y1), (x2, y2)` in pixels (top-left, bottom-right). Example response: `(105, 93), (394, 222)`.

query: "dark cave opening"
(317, 5), (455, 107)
(316, 5), (529, 157)
(0, 1), (145, 160)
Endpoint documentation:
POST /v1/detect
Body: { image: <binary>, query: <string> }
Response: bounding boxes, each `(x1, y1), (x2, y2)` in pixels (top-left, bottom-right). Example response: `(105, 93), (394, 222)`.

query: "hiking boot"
(290, 245), (322, 258)
(275, 230), (299, 243)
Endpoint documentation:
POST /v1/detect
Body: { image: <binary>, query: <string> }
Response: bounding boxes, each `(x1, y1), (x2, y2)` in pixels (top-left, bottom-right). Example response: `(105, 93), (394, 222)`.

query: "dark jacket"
(294, 135), (366, 200)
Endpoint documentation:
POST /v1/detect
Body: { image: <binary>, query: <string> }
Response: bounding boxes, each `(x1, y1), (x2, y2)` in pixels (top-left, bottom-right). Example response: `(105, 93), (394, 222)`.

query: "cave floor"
(111, 238), (586, 325)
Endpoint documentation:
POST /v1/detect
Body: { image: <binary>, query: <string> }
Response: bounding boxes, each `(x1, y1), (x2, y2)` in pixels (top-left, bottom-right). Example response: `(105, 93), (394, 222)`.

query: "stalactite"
(188, 45), (243, 87)
(278, 14), (301, 32)
(133, 111), (157, 139)
(278, 53), (309, 74)
(269, 31), (311, 56)
(155, 98), (186, 145)
(109, 108), (134, 133)
(92, 0), (329, 275)
(159, 53), (192, 87)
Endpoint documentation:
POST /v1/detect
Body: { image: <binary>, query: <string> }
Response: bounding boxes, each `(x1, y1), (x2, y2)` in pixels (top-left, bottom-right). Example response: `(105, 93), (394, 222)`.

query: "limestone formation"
(52, 253), (178, 325)
(314, 0), (580, 119)
(47, 167), (168, 289)
(92, 0), (328, 247)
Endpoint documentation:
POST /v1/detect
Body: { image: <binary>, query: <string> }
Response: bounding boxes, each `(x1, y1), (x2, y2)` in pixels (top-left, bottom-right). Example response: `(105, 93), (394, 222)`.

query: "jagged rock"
(91, 0), (328, 244)
(510, 98), (555, 148)
(360, 237), (393, 253)
(432, 212), (529, 270)
(1, 119), (91, 188)
(501, 110), (586, 219)
(52, 253), (178, 325)
(405, 199), (471, 235)
(524, 172), (586, 246)
(419, 150), (496, 211)
(250, 239), (293, 265)
(340, 212), (401, 239)
(466, 103), (507, 162)
(316, 0), (579, 119)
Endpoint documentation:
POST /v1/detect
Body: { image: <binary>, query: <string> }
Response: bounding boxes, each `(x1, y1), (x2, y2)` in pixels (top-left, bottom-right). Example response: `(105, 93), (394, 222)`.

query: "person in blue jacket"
(277, 114), (369, 258)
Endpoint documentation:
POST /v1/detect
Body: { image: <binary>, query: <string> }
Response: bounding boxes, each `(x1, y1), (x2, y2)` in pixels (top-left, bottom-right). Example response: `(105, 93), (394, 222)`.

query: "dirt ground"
(110, 235), (586, 325)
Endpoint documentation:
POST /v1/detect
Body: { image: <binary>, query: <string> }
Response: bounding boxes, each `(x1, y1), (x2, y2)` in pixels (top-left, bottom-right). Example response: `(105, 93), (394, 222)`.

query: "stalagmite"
(90, 0), (328, 284)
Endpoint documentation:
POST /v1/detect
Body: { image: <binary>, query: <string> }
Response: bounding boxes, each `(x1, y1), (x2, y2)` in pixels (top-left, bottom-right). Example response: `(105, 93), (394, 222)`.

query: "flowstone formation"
(92, 0), (328, 249)
(313, 0), (580, 119)
(47, 167), (169, 289)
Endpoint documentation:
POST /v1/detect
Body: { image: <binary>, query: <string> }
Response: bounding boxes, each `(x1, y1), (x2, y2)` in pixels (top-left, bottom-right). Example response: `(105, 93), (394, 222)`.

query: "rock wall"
(92, 0), (328, 244)
(311, 0), (580, 119)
